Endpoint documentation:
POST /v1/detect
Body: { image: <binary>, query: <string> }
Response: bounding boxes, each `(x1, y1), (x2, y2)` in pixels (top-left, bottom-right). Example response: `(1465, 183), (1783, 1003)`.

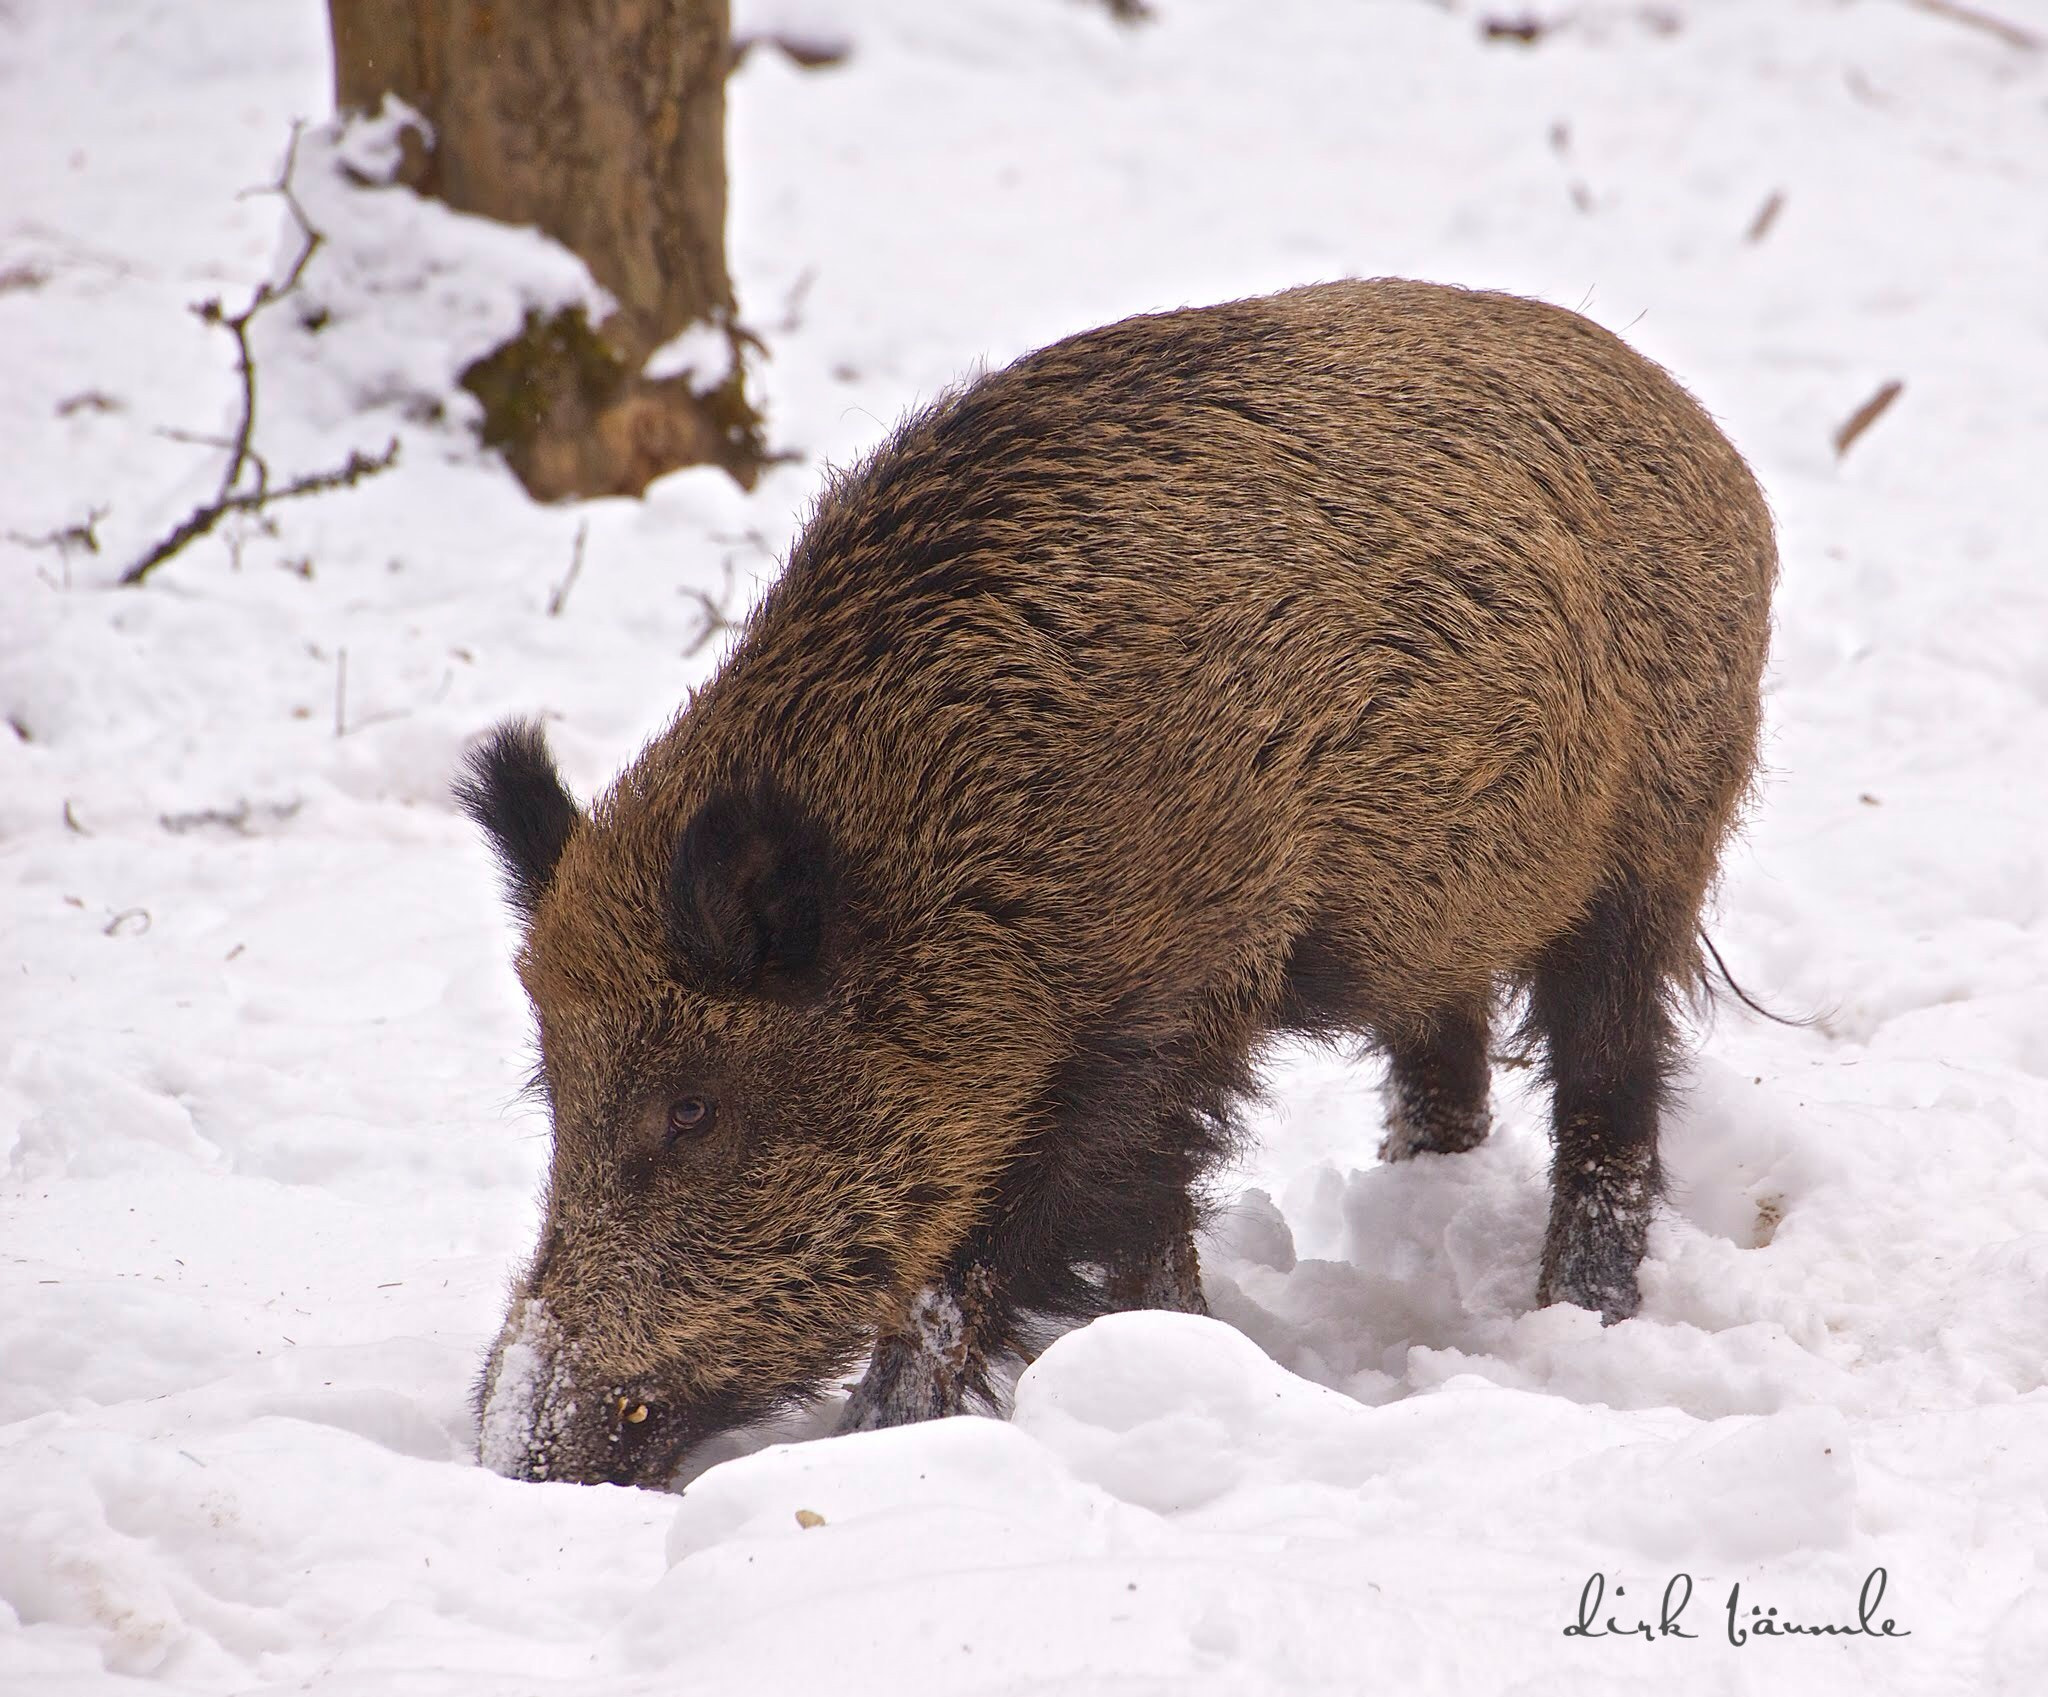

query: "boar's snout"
(475, 1296), (714, 1487)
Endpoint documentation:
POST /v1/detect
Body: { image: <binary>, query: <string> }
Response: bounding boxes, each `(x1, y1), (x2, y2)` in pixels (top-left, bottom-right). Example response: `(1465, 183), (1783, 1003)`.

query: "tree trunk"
(328, 0), (767, 499)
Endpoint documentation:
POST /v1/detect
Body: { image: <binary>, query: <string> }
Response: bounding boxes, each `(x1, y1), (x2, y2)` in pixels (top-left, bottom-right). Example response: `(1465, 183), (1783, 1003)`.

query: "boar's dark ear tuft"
(455, 720), (580, 918)
(669, 779), (839, 994)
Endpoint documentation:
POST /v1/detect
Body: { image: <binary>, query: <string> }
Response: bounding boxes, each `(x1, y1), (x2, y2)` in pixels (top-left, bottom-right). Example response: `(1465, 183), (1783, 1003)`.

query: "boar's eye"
(664, 1095), (716, 1144)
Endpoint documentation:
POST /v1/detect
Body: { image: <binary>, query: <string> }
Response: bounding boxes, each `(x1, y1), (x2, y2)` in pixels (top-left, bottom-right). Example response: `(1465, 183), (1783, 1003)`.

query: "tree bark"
(328, 0), (766, 498)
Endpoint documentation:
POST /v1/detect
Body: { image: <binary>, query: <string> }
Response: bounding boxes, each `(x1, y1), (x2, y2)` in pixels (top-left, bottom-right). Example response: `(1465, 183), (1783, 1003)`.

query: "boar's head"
(456, 720), (990, 1487)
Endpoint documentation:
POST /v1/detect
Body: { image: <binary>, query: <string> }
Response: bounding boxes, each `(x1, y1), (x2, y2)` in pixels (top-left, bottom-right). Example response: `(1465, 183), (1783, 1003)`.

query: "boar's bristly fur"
(464, 279), (1777, 1487)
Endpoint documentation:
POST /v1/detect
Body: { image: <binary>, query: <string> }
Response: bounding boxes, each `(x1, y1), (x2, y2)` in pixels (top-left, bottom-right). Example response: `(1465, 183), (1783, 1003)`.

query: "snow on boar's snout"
(458, 279), (1777, 1487)
(475, 1298), (729, 1487)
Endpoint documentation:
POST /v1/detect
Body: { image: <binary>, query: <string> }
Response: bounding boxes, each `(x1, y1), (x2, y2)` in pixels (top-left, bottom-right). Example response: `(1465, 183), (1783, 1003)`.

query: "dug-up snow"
(4, 1), (2047, 1693)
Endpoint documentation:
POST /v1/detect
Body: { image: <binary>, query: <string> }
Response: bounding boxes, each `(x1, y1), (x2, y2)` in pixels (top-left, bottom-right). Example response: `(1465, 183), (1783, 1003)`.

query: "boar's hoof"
(1536, 1174), (1652, 1324)
(1377, 1097), (1492, 1162)
(1376, 1072), (1490, 1162)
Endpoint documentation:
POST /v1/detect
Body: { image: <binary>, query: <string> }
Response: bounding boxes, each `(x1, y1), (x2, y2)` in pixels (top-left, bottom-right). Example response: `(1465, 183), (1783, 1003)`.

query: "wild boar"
(460, 278), (1775, 1486)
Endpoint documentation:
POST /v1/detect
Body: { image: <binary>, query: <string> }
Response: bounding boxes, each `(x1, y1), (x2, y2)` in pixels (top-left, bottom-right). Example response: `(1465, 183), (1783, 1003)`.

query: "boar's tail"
(1696, 928), (1819, 1030)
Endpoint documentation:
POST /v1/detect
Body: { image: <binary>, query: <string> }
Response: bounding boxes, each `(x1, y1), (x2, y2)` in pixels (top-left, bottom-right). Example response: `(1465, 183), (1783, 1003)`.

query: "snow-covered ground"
(5, 0), (2047, 1690)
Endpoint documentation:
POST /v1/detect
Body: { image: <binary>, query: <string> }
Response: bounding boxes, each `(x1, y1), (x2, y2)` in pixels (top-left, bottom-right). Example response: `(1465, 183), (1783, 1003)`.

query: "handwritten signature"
(1562, 1568), (1911, 1644)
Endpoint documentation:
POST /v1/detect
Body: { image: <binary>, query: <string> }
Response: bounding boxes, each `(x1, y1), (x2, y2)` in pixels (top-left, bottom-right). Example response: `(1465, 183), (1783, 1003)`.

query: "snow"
(4, 0), (2047, 1690)
(473, 1298), (558, 1482)
(270, 106), (616, 439)
(643, 322), (737, 388)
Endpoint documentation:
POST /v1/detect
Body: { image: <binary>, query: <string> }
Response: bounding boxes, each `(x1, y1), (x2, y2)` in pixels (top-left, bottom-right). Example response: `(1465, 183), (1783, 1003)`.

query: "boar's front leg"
(1103, 1191), (1207, 1316)
(840, 1260), (1001, 1432)
(840, 1193), (1211, 1435)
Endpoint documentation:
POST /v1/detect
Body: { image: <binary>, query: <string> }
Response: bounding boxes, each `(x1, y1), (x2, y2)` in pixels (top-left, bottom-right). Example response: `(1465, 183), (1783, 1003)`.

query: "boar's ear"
(455, 720), (581, 919)
(669, 779), (839, 994)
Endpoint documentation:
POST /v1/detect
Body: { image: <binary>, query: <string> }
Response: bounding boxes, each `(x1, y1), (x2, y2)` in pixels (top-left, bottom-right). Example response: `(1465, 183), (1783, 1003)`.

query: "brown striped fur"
(462, 279), (1776, 1486)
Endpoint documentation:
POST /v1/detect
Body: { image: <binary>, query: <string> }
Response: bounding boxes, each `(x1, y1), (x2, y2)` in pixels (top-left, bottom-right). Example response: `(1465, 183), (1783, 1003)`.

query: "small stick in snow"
(775, 267), (818, 333)
(121, 123), (401, 586)
(1745, 190), (1785, 244)
(547, 522), (590, 617)
(1833, 379), (1905, 459)
(335, 647), (348, 738)
(1907, 0), (2042, 52)
(8, 505), (108, 557)
(123, 444), (398, 586)
(684, 560), (743, 656)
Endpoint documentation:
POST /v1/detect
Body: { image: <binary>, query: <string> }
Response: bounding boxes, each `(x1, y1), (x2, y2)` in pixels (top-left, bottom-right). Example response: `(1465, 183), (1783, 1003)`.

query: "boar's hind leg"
(839, 1261), (999, 1434)
(1378, 999), (1493, 1161)
(1530, 876), (1681, 1325)
(1104, 1190), (1208, 1316)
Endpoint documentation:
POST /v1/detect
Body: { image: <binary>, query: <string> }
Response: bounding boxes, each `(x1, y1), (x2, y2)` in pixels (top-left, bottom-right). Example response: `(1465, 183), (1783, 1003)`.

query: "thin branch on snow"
(8, 504), (108, 558)
(683, 560), (742, 656)
(547, 522), (590, 617)
(1745, 190), (1785, 244)
(1833, 380), (1905, 459)
(121, 444), (398, 587)
(121, 122), (401, 587)
(1906, 0), (2041, 53)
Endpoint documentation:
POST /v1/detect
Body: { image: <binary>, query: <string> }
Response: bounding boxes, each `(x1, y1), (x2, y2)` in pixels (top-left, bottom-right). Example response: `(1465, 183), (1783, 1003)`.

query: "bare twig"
(159, 799), (302, 836)
(683, 561), (742, 656)
(121, 123), (400, 586)
(216, 125), (324, 509)
(1745, 190), (1785, 244)
(334, 648), (348, 738)
(19, 522), (88, 588)
(8, 506), (107, 557)
(1833, 380), (1905, 459)
(1906, 0), (2041, 51)
(225, 510), (279, 573)
(775, 268), (818, 334)
(158, 425), (239, 453)
(158, 428), (274, 524)
(547, 522), (590, 617)
(121, 442), (397, 586)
